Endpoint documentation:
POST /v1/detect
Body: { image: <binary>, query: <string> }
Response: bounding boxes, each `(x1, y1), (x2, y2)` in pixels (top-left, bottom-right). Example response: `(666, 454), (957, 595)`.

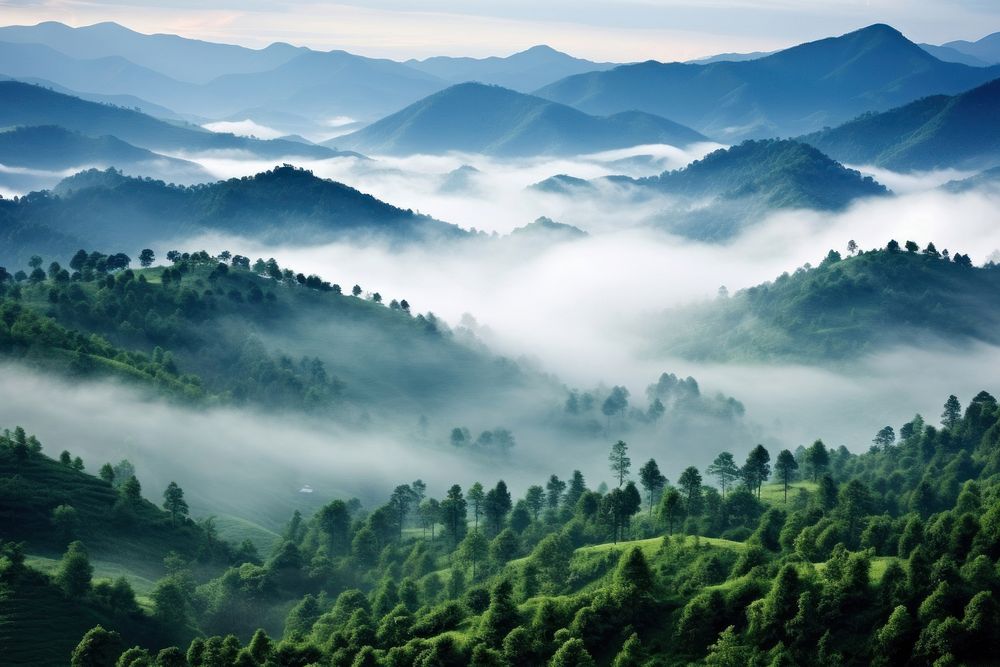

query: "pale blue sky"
(2, 0), (998, 61)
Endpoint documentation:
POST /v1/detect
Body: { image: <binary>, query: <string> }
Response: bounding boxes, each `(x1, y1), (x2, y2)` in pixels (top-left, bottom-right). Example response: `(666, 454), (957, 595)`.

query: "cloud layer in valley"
(168, 149), (1000, 452)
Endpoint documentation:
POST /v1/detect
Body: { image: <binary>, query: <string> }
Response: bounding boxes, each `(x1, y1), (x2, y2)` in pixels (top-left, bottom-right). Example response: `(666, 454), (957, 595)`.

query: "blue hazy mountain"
(0, 21), (304, 84)
(332, 82), (708, 156)
(918, 43), (991, 67)
(940, 32), (1000, 65)
(800, 78), (1000, 171)
(0, 24), (447, 127)
(686, 50), (774, 64)
(535, 24), (1000, 141)
(0, 40), (194, 107)
(0, 125), (206, 173)
(0, 81), (353, 159)
(0, 73), (186, 120)
(406, 44), (617, 92)
(201, 50), (445, 122)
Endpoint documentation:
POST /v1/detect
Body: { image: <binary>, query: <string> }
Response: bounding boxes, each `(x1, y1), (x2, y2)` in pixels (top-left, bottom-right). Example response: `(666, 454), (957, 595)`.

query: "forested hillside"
(13, 386), (999, 665)
(0, 247), (535, 419)
(0, 165), (464, 266)
(800, 78), (1000, 171)
(657, 241), (993, 361)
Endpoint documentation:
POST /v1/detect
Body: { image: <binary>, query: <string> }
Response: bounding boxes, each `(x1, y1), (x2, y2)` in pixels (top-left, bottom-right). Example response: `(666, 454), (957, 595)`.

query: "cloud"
(172, 148), (1000, 453)
(202, 119), (286, 140)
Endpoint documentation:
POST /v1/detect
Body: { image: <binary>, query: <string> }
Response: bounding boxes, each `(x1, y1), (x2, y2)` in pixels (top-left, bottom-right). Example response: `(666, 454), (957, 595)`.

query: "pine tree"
(549, 638), (596, 667)
(162, 482), (189, 524)
(639, 458), (667, 514)
(942, 395), (962, 429)
(707, 452), (740, 498)
(479, 579), (520, 647)
(774, 450), (798, 502)
(609, 440), (631, 487)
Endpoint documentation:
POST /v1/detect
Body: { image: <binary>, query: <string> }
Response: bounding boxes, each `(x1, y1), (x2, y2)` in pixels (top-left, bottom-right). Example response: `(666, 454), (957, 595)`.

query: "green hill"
(800, 78), (1000, 171)
(0, 165), (464, 266)
(621, 139), (888, 239)
(334, 82), (708, 156)
(45, 385), (1000, 666)
(0, 433), (209, 565)
(656, 243), (993, 361)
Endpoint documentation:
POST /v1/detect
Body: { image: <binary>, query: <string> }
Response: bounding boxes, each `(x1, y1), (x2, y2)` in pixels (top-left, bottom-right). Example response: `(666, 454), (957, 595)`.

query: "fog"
(6, 143), (1000, 527)
(171, 151), (1000, 455)
(179, 141), (723, 234)
(0, 363), (750, 529)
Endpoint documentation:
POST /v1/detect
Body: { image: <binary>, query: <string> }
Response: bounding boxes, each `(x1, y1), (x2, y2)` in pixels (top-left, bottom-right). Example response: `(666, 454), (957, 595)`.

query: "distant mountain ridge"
(799, 78), (1000, 171)
(535, 24), (1000, 140)
(941, 32), (1000, 65)
(0, 81), (352, 159)
(406, 45), (618, 91)
(333, 82), (708, 157)
(0, 125), (205, 175)
(0, 21), (305, 84)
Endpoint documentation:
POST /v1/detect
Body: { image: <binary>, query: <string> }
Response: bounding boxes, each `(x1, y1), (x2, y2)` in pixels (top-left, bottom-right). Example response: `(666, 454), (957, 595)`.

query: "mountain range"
(534, 24), (1000, 141)
(405, 45), (618, 91)
(0, 22), (619, 137)
(0, 81), (351, 160)
(936, 31), (1000, 65)
(332, 82), (708, 156)
(799, 78), (1000, 171)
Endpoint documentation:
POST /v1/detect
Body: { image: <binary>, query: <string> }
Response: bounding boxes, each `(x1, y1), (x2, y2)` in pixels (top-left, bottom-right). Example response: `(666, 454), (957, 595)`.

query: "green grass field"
(758, 481), (818, 505)
(212, 513), (283, 557)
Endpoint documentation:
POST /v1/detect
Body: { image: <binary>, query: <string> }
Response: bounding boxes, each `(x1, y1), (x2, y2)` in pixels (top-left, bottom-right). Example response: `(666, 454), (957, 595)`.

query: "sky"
(2, 0), (998, 61)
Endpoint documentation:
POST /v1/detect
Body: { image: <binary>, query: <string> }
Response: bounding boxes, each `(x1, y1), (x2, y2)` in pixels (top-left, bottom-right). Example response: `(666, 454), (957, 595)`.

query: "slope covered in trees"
(657, 241), (992, 361)
(0, 427), (254, 665)
(800, 78), (1000, 171)
(0, 248), (532, 419)
(0, 165), (464, 266)
(28, 387), (1000, 667)
(618, 139), (888, 239)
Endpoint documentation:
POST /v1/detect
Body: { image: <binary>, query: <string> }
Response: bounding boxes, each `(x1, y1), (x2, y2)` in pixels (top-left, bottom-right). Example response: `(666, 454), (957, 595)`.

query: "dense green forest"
(658, 240), (993, 361)
(0, 247), (542, 418)
(6, 387), (1000, 665)
(0, 165), (463, 267)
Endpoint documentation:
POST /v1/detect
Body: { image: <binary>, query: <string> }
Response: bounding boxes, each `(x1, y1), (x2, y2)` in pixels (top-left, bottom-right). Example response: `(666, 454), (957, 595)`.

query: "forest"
(3, 388), (1000, 665)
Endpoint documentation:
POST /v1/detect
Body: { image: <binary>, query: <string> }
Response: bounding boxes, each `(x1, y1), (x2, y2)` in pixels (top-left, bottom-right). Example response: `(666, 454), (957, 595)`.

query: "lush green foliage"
(3, 389), (983, 665)
(660, 242), (992, 361)
(0, 165), (461, 265)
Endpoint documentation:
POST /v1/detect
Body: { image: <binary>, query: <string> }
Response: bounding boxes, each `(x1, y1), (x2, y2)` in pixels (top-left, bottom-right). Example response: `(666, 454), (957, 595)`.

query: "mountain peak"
(518, 44), (562, 55)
